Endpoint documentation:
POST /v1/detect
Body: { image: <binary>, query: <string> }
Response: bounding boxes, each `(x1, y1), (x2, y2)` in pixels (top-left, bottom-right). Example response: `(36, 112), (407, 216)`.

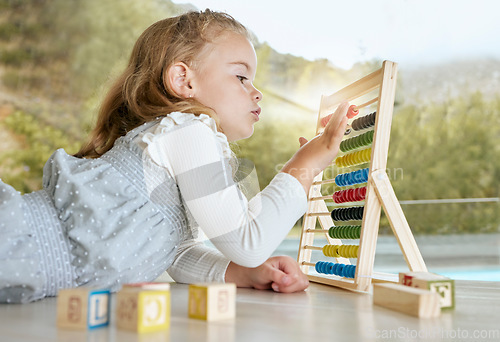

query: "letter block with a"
(57, 288), (110, 330)
(188, 283), (236, 321)
(116, 287), (170, 333)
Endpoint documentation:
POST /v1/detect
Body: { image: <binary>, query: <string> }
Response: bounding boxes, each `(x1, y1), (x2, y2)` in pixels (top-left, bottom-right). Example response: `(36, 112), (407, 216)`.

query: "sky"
(171, 0), (500, 69)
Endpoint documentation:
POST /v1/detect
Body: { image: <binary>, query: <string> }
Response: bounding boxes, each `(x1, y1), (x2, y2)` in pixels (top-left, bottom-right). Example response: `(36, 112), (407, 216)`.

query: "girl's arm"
(147, 120), (306, 268)
(166, 238), (230, 284)
(167, 237), (308, 292)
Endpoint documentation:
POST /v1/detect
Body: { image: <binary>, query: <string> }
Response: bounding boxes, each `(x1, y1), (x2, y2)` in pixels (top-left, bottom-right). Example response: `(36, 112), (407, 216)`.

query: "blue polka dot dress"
(0, 120), (187, 303)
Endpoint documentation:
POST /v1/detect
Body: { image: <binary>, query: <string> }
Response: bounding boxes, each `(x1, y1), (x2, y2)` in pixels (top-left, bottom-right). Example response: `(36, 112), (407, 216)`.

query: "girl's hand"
(225, 256), (309, 293)
(281, 102), (349, 194)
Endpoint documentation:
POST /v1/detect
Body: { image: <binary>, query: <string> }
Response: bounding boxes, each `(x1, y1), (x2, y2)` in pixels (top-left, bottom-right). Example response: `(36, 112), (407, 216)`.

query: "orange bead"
(347, 105), (359, 119)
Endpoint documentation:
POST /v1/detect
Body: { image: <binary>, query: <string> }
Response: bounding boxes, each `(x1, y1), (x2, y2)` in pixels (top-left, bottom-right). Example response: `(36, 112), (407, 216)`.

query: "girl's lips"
(251, 107), (261, 120)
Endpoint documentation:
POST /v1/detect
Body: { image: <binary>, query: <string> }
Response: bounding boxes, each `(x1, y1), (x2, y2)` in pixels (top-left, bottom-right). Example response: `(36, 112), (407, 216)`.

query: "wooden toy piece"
(373, 283), (441, 318)
(116, 287), (170, 333)
(188, 283), (236, 321)
(123, 282), (171, 291)
(346, 104), (359, 118)
(399, 272), (455, 309)
(298, 61), (428, 293)
(57, 288), (110, 330)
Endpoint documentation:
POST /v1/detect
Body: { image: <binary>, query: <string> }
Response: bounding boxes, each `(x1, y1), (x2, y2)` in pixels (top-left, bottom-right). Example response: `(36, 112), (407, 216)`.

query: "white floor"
(1, 280), (499, 342)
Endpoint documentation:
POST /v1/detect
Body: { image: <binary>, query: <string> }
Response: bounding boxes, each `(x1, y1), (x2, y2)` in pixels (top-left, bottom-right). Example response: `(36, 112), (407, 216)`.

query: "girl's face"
(191, 31), (263, 142)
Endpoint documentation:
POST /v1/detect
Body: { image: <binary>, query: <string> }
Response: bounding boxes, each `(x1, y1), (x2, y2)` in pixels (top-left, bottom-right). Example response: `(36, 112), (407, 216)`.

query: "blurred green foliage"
(385, 93), (500, 234)
(0, 0), (498, 235)
(0, 110), (81, 192)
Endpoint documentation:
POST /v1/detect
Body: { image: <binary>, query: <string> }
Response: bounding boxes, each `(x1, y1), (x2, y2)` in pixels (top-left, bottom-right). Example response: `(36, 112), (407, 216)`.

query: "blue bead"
(350, 265), (356, 278)
(337, 264), (345, 276)
(362, 170), (368, 182)
(335, 174), (342, 186)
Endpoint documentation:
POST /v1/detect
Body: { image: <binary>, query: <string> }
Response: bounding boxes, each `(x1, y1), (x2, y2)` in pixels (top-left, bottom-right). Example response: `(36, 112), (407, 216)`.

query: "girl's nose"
(253, 85), (263, 102)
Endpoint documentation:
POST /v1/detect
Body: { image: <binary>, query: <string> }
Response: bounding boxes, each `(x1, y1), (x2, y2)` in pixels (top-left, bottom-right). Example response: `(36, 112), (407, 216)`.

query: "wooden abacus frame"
(297, 60), (427, 292)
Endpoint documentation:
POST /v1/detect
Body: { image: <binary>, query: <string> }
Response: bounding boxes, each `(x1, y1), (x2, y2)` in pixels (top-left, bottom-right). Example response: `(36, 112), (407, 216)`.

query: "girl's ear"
(167, 62), (193, 98)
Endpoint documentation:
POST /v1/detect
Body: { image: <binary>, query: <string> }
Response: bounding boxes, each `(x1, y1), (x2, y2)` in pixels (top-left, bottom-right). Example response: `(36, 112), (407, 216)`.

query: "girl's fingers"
(325, 102), (349, 131)
(320, 114), (332, 127)
(299, 137), (308, 147)
(323, 102), (349, 147)
(269, 256), (309, 293)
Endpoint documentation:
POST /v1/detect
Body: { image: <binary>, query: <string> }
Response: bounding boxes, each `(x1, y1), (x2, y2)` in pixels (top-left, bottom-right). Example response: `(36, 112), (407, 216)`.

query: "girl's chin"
(227, 127), (255, 142)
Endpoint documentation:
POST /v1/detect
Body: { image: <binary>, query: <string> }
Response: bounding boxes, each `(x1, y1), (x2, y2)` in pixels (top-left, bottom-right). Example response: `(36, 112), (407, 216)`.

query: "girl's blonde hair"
(75, 9), (250, 158)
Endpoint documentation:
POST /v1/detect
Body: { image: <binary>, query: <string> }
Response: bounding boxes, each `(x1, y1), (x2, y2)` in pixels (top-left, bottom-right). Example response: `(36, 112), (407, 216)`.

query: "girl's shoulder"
(142, 112), (232, 158)
(154, 112), (218, 133)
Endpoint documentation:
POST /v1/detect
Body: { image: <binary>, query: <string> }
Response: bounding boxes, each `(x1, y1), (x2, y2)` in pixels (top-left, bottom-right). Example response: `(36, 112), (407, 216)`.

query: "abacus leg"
(370, 169), (427, 272)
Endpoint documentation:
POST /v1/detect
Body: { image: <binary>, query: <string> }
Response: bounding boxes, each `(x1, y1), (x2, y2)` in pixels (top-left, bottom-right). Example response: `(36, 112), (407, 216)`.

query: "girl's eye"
(237, 75), (248, 83)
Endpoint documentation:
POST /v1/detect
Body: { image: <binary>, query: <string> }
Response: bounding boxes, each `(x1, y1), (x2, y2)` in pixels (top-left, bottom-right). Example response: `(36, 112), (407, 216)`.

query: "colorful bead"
(314, 261), (356, 278)
(352, 111), (376, 131)
(330, 206), (364, 221)
(334, 147), (371, 168)
(328, 225), (362, 239)
(346, 105), (359, 119)
(339, 130), (374, 152)
(333, 186), (367, 204)
(322, 244), (359, 258)
(334, 168), (369, 187)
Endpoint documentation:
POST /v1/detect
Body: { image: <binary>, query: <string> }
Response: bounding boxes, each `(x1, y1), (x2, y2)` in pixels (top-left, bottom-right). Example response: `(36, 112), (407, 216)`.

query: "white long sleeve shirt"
(141, 112), (308, 283)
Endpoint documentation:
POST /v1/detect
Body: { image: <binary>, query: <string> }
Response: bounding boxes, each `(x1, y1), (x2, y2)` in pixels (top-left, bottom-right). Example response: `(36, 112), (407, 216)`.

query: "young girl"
(0, 10), (348, 303)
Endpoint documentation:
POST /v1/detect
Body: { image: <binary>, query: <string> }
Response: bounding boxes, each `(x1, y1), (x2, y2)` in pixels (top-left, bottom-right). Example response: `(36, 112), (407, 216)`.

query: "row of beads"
(322, 244), (359, 258)
(328, 225), (362, 239)
(335, 147), (371, 168)
(315, 261), (356, 278)
(331, 206), (364, 221)
(314, 108), (373, 280)
(340, 130), (374, 152)
(333, 186), (367, 203)
(334, 168), (369, 187)
(352, 111), (376, 131)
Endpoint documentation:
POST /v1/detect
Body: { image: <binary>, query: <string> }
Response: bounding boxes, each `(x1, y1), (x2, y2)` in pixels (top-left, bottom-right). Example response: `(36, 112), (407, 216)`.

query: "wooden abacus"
(297, 60), (427, 292)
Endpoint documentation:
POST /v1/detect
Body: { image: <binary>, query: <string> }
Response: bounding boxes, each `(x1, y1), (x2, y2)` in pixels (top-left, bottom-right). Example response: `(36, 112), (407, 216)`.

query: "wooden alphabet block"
(373, 283), (441, 318)
(116, 287), (170, 333)
(399, 272), (455, 309)
(188, 283), (236, 321)
(57, 288), (110, 330)
(123, 282), (171, 291)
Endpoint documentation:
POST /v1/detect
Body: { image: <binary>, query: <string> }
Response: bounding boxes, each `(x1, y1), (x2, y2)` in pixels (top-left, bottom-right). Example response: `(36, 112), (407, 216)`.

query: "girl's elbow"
(230, 253), (267, 268)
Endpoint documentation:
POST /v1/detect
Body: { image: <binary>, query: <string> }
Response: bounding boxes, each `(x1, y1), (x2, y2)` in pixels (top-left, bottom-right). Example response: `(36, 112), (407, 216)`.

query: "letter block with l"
(57, 288), (110, 330)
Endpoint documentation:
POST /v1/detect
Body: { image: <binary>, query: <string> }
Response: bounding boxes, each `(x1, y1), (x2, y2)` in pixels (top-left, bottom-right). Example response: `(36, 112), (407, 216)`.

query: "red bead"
(347, 105), (359, 119)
